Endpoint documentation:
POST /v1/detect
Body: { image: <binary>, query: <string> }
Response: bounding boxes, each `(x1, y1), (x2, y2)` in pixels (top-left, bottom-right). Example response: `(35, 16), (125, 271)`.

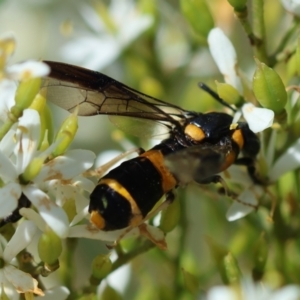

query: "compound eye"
(184, 124), (205, 143)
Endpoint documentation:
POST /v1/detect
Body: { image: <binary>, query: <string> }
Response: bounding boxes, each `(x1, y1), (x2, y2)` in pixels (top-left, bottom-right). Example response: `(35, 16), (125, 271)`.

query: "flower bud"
(227, 0), (247, 11)
(182, 268), (199, 295)
(44, 105), (54, 143)
(52, 112), (78, 157)
(30, 92), (48, 148)
(12, 78), (41, 118)
(63, 199), (77, 223)
(0, 285), (10, 300)
(223, 252), (241, 284)
(205, 236), (241, 284)
(252, 232), (268, 281)
(180, 0), (214, 38)
(216, 81), (242, 106)
(295, 37), (300, 76)
(91, 254), (112, 280)
(252, 59), (287, 115)
(101, 285), (122, 300)
(0, 34), (15, 72)
(20, 157), (44, 183)
(38, 229), (62, 265)
(159, 198), (180, 233)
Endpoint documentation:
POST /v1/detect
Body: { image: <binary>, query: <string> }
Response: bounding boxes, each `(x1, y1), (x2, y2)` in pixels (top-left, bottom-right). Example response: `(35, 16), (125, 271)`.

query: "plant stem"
(252, 0), (268, 63)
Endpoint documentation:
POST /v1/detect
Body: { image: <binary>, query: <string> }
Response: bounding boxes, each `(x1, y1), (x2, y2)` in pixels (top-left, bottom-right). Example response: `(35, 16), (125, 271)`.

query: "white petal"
(79, 2), (105, 32)
(207, 286), (237, 300)
(34, 149), (95, 182)
(23, 185), (69, 238)
(0, 80), (16, 121)
(15, 109), (41, 174)
(73, 176), (96, 193)
(269, 138), (300, 181)
(0, 32), (16, 57)
(0, 269), (19, 300)
(3, 220), (38, 261)
(4, 265), (44, 295)
(70, 205), (89, 226)
(272, 285), (300, 300)
(0, 149), (17, 179)
(6, 61), (50, 81)
(118, 15), (153, 47)
(0, 182), (21, 218)
(0, 235), (7, 255)
(35, 286), (70, 300)
(95, 150), (123, 168)
(242, 103), (274, 133)
(61, 36), (120, 70)
(107, 263), (131, 295)
(226, 188), (259, 221)
(223, 165), (253, 187)
(0, 269), (9, 286)
(232, 110), (242, 124)
(19, 207), (47, 232)
(208, 28), (242, 93)
(68, 224), (139, 241)
(0, 128), (17, 157)
(109, 0), (133, 23)
(74, 192), (89, 213)
(281, 0), (300, 16)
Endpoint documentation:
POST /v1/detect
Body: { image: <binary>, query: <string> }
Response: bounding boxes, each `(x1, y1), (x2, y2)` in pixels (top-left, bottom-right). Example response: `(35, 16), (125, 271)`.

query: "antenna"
(198, 82), (237, 113)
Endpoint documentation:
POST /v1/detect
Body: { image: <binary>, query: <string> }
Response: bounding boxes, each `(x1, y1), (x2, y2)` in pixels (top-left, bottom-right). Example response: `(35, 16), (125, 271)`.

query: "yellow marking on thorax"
(141, 150), (177, 192)
(184, 124), (205, 142)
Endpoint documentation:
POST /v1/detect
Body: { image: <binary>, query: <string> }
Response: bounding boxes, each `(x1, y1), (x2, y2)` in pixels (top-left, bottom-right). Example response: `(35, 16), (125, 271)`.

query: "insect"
(41, 61), (260, 234)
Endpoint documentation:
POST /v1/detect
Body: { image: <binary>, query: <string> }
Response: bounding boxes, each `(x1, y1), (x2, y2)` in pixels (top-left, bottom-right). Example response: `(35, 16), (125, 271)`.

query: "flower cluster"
(0, 33), (97, 299)
(207, 27), (300, 222)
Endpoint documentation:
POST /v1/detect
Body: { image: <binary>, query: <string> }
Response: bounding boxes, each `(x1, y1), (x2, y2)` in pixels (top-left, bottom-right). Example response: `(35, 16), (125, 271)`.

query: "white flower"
(6, 60), (50, 81)
(61, 0), (153, 69)
(224, 103), (274, 221)
(0, 33), (49, 82)
(205, 278), (300, 300)
(0, 106), (96, 238)
(69, 221), (167, 250)
(281, 0), (300, 17)
(35, 286), (70, 300)
(0, 221), (43, 297)
(0, 80), (17, 122)
(268, 137), (300, 182)
(225, 172), (263, 221)
(241, 103), (274, 133)
(208, 28), (243, 94)
(207, 28), (276, 220)
(0, 109), (66, 236)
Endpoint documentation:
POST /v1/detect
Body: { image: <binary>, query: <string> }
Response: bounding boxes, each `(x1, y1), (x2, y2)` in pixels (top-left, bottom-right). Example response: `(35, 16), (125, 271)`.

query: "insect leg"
(0, 193), (31, 227)
(195, 175), (231, 196)
(108, 191), (175, 250)
(85, 147), (144, 178)
(234, 157), (264, 184)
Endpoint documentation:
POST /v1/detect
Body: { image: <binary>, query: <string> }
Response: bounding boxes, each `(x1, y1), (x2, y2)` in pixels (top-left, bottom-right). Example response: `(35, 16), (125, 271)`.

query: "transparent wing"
(108, 116), (173, 139)
(42, 61), (190, 133)
(164, 142), (233, 184)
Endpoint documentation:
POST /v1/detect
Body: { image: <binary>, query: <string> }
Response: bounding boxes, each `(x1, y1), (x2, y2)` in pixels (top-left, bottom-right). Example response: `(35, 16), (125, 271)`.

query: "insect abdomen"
(89, 150), (177, 231)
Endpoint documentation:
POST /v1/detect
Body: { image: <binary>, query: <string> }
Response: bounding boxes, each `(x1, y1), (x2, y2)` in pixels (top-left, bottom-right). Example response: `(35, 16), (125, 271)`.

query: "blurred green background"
(1, 0), (296, 299)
